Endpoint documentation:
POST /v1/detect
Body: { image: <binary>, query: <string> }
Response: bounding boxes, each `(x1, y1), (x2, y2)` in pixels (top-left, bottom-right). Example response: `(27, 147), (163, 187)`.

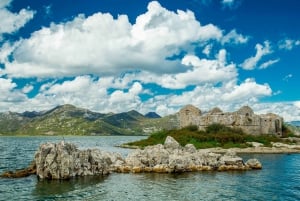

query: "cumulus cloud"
(253, 102), (300, 122)
(1, 75), (299, 121)
(0, 1), (298, 122)
(240, 41), (275, 70)
(295, 101), (300, 109)
(118, 49), (237, 89)
(0, 0), (35, 41)
(222, 78), (272, 102)
(0, 77), (27, 103)
(2, 1), (224, 78)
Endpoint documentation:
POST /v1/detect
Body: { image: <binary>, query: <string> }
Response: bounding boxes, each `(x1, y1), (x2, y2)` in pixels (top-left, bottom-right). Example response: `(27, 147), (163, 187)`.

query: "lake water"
(0, 136), (300, 201)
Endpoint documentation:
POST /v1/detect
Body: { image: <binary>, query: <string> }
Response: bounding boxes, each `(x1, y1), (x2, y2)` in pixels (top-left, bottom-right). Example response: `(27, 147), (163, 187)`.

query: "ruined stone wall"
(178, 105), (283, 136)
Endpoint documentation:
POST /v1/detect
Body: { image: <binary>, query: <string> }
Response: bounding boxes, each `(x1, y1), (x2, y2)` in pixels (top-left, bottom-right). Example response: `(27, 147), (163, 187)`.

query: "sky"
(0, 0), (299, 121)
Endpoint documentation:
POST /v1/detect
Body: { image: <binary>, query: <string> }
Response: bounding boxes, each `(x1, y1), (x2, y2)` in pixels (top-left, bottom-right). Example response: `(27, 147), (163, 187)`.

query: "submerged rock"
(1, 136), (262, 180)
(0, 161), (36, 178)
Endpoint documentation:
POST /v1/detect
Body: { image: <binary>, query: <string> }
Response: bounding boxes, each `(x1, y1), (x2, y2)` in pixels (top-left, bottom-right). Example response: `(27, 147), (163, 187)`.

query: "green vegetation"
(0, 104), (176, 136)
(125, 123), (291, 149)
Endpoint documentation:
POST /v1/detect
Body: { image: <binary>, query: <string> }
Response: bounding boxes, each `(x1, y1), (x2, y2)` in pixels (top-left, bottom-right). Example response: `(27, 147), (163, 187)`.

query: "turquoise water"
(0, 136), (300, 201)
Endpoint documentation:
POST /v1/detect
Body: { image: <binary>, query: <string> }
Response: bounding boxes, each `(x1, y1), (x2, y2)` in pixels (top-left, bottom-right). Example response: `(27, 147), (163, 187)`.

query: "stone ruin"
(178, 105), (283, 136)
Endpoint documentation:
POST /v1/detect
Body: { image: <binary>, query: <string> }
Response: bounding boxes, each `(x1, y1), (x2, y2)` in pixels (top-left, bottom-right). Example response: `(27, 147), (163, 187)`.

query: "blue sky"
(0, 0), (299, 121)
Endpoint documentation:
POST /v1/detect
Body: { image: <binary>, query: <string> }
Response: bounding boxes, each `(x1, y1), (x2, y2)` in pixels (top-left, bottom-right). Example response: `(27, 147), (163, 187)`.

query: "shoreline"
(119, 144), (300, 154)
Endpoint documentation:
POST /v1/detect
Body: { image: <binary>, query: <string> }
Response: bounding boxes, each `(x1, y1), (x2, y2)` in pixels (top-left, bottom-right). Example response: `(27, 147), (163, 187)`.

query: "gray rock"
(34, 141), (124, 179)
(164, 136), (181, 150)
(245, 158), (262, 169)
(184, 144), (197, 153)
(32, 137), (262, 179)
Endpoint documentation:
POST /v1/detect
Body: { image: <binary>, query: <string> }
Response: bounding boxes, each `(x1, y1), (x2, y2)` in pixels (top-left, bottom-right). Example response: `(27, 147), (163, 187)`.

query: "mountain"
(0, 104), (179, 136)
(145, 112), (161, 118)
(288, 121), (300, 127)
(0, 112), (30, 133)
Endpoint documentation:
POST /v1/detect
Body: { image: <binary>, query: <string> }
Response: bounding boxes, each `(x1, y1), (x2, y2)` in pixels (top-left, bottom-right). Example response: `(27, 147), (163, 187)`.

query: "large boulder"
(245, 158), (262, 169)
(34, 141), (124, 179)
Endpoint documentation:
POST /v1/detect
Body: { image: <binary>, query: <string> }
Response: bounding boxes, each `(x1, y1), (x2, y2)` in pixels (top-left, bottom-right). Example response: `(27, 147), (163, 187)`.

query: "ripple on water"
(1, 137), (300, 201)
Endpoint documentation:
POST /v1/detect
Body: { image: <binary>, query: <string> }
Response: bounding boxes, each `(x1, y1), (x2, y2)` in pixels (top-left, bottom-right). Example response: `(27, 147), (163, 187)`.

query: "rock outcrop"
(120, 136), (260, 173)
(179, 105), (283, 136)
(34, 141), (124, 179)
(1, 137), (262, 180)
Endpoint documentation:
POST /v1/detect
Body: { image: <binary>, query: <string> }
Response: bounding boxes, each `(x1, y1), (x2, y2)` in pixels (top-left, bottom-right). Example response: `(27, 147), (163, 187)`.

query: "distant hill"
(288, 121), (300, 127)
(145, 112), (161, 118)
(0, 104), (178, 136)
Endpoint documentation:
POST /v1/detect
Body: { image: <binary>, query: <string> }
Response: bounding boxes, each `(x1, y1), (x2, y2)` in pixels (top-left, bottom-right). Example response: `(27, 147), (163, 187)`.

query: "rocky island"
(1, 136), (261, 180)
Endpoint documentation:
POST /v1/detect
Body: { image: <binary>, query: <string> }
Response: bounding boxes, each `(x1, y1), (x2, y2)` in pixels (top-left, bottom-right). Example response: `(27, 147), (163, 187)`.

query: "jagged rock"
(164, 136), (181, 150)
(220, 150), (244, 166)
(122, 136), (261, 173)
(184, 144), (197, 153)
(245, 159), (262, 169)
(34, 141), (124, 179)
(3, 137), (262, 180)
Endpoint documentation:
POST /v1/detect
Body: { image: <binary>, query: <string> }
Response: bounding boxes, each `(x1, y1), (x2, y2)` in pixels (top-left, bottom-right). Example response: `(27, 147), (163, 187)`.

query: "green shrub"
(183, 125), (199, 132)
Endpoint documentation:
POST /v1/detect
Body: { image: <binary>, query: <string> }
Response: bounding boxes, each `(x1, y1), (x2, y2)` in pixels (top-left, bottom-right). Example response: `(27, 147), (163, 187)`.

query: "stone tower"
(178, 105), (201, 128)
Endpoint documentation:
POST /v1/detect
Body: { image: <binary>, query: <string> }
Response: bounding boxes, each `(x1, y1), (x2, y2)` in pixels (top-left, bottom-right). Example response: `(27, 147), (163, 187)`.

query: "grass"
(125, 123), (292, 149)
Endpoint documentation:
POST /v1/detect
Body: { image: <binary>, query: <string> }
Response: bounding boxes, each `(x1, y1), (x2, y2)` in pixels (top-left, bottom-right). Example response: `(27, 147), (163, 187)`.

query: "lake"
(0, 136), (300, 201)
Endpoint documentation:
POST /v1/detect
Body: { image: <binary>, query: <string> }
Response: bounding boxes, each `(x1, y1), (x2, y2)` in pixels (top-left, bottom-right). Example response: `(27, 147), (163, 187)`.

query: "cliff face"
(178, 105), (283, 136)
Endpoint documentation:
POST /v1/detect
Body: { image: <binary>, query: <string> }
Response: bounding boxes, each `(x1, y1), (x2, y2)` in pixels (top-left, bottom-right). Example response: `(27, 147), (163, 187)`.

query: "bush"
(183, 125), (198, 132)
(206, 123), (244, 135)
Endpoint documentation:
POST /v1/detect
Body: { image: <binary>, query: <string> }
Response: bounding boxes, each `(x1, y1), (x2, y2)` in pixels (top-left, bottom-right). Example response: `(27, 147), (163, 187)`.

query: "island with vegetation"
(1, 104), (299, 152)
(123, 124), (300, 153)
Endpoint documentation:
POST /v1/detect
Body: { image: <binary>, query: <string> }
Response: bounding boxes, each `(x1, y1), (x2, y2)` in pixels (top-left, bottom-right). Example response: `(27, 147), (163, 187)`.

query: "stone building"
(178, 105), (283, 136)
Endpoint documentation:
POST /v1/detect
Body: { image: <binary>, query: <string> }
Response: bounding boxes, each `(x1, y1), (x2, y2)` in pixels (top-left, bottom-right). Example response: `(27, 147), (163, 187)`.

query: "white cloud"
(202, 44), (212, 56)
(130, 49), (237, 89)
(253, 102), (300, 122)
(221, 29), (249, 45)
(295, 101), (300, 109)
(278, 38), (300, 50)
(240, 41), (273, 70)
(0, 41), (21, 63)
(0, 0), (35, 41)
(22, 84), (33, 94)
(0, 1), (298, 122)
(259, 58), (280, 69)
(3, 1), (224, 78)
(1, 75), (299, 121)
(0, 77), (27, 103)
(222, 78), (272, 102)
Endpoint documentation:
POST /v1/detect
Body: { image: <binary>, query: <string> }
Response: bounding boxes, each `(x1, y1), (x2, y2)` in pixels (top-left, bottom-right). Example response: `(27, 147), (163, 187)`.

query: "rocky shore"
(1, 136), (262, 180)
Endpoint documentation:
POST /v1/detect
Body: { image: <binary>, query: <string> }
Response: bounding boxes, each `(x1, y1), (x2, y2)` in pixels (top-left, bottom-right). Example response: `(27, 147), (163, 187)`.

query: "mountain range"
(0, 104), (177, 136)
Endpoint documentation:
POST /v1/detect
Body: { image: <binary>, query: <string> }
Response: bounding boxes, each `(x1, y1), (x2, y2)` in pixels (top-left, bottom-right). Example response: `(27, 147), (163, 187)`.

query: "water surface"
(0, 136), (300, 201)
